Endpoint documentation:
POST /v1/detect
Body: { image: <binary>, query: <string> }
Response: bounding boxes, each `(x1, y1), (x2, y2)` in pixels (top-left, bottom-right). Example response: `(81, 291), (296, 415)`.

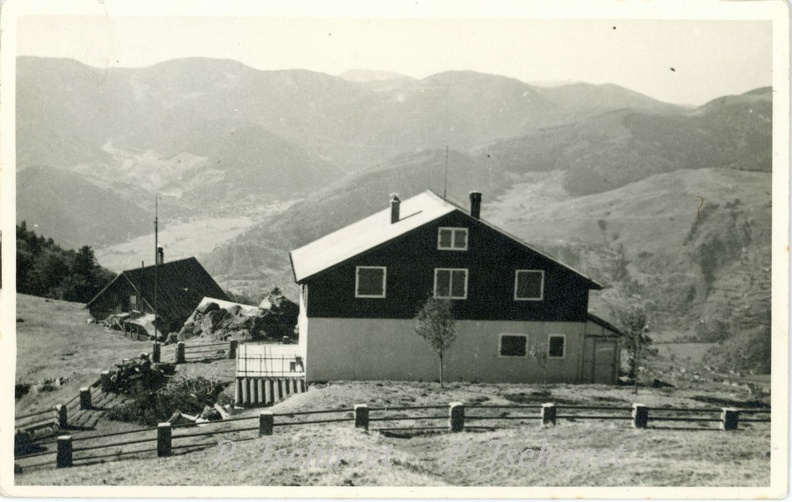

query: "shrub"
(109, 376), (230, 426)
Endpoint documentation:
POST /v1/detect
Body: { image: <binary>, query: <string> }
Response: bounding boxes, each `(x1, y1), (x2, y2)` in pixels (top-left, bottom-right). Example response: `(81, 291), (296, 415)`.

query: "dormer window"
(438, 227), (468, 251)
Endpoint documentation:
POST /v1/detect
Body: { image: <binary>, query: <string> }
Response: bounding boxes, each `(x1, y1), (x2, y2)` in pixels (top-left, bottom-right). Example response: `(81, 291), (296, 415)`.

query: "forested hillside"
(15, 223), (115, 303)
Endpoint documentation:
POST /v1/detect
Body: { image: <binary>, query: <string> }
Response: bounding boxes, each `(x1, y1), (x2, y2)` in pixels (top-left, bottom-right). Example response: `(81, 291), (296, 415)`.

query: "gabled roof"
(87, 257), (229, 323)
(290, 190), (601, 288)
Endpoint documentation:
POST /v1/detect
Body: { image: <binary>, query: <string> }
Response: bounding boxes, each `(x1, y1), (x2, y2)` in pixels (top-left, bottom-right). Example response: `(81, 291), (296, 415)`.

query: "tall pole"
(154, 192), (158, 339)
(443, 145), (449, 200)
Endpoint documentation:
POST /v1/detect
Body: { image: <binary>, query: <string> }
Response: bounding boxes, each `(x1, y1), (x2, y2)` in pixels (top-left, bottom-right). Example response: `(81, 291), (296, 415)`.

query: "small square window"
(356, 266), (386, 298)
(548, 335), (565, 358)
(514, 270), (544, 300)
(434, 268), (468, 299)
(438, 227), (468, 250)
(500, 335), (527, 357)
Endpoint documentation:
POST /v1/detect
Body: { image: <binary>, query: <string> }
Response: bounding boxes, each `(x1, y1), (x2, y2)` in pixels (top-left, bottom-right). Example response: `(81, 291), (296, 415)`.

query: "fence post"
(79, 387), (92, 410)
(632, 403), (649, 429)
(176, 342), (185, 364)
(55, 404), (68, 429)
(229, 339), (238, 359)
(259, 412), (274, 436)
(449, 402), (465, 432)
(354, 404), (369, 430)
(541, 403), (556, 427)
(721, 408), (739, 431)
(157, 422), (172, 457)
(56, 435), (73, 468)
(100, 371), (111, 392)
(152, 342), (161, 363)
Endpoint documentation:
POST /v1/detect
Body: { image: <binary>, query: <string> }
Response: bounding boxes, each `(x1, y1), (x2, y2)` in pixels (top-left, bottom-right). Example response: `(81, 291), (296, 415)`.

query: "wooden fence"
(14, 401), (770, 472)
(14, 340), (238, 441)
(236, 354), (304, 378)
(234, 376), (306, 406)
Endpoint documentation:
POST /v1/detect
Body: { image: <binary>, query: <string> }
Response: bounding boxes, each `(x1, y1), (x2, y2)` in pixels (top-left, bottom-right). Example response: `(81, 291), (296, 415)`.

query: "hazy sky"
(17, 14), (773, 106)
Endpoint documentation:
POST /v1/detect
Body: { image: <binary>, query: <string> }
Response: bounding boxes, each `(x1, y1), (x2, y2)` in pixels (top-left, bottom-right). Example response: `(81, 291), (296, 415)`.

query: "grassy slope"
(14, 294), (148, 414)
(16, 381), (770, 486)
(14, 293), (259, 416)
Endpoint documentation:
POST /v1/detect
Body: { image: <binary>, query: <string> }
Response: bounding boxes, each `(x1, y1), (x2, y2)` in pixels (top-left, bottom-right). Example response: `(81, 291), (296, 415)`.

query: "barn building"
(289, 190), (622, 384)
(86, 255), (229, 335)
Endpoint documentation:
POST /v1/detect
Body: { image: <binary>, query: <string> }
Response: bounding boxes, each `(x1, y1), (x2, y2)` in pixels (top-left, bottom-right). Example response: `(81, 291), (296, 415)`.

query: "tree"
(528, 343), (549, 390)
(619, 306), (655, 394)
(413, 297), (457, 388)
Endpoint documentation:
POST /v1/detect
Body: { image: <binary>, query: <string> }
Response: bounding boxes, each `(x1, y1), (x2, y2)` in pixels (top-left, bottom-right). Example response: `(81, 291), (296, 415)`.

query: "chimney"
(390, 194), (401, 224)
(469, 191), (482, 219)
(156, 246), (164, 265)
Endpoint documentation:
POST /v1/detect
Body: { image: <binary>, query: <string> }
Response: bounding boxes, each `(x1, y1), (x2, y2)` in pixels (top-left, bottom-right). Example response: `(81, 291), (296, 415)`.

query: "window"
(548, 335), (566, 358)
(499, 334), (527, 357)
(434, 268), (468, 299)
(514, 270), (544, 300)
(438, 227), (468, 250)
(129, 295), (137, 310)
(355, 266), (386, 298)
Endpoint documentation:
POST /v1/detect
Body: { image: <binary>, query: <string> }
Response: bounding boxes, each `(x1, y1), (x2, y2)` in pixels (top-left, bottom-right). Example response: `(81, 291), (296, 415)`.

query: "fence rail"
(172, 340), (237, 364)
(236, 354), (304, 378)
(14, 401), (771, 472)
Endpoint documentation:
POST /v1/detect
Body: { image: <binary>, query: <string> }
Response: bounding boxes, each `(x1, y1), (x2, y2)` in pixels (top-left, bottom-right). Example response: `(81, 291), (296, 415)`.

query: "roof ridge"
(122, 256), (198, 274)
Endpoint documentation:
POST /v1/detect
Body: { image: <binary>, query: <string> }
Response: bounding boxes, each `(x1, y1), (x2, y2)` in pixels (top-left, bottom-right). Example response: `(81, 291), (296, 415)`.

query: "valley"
(15, 56), (773, 369)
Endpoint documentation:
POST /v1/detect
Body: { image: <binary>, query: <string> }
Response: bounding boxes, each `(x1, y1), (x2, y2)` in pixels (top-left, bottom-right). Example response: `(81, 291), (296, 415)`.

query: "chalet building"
(289, 191), (622, 384)
(86, 255), (229, 335)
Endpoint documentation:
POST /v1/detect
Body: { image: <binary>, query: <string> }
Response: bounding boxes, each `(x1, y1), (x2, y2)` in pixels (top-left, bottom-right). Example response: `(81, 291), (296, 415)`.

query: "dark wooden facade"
(303, 211), (599, 321)
(87, 257), (229, 334)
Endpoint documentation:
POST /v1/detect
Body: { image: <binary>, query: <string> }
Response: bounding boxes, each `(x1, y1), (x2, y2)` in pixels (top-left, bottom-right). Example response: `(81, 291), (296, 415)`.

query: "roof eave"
(289, 252), (300, 284)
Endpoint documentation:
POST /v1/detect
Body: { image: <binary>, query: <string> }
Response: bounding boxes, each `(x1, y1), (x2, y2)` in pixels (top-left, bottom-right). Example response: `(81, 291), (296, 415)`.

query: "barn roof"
(86, 257), (229, 323)
(290, 190), (601, 288)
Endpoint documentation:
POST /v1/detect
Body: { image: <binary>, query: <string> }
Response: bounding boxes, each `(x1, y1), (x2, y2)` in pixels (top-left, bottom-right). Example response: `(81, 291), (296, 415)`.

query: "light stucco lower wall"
(304, 318), (591, 384)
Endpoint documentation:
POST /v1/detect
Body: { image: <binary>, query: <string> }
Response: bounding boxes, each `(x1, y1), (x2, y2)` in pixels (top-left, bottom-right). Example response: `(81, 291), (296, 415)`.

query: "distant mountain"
(16, 166), (152, 249)
(476, 87), (772, 196)
(17, 56), (766, 259)
(536, 82), (690, 115)
(17, 57), (693, 179)
(338, 69), (413, 82)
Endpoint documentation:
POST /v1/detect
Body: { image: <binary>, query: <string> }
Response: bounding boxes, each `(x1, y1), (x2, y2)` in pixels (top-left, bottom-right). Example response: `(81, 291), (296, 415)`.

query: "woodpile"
(174, 293), (298, 343)
(107, 354), (176, 394)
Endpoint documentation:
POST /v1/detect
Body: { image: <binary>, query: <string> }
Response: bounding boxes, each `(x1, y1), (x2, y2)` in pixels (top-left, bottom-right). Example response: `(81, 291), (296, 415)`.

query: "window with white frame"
(355, 266), (387, 298)
(434, 268), (468, 299)
(548, 334), (566, 358)
(437, 227), (468, 251)
(514, 270), (544, 300)
(499, 334), (527, 357)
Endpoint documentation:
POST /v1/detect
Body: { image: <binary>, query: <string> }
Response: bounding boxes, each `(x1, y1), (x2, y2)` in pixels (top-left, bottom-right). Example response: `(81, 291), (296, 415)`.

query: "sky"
(14, 8), (775, 106)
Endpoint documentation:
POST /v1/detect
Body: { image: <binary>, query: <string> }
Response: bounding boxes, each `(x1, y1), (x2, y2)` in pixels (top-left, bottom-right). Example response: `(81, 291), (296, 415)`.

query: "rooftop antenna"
(154, 191), (158, 339)
(443, 145), (449, 200)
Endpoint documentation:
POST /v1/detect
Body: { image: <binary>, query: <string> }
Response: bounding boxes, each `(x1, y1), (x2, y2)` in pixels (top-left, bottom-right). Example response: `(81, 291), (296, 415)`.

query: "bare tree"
(414, 297), (457, 388)
(529, 343), (549, 390)
(620, 305), (654, 395)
